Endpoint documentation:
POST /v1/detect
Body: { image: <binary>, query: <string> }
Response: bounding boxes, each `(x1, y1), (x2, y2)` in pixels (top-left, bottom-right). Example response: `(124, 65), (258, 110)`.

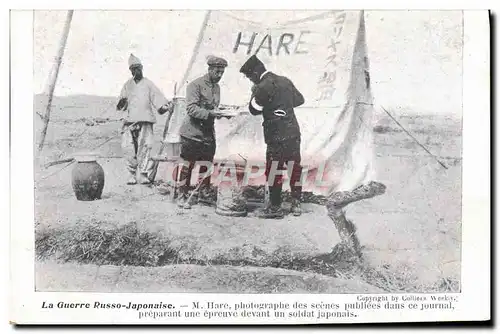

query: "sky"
(33, 10), (463, 115)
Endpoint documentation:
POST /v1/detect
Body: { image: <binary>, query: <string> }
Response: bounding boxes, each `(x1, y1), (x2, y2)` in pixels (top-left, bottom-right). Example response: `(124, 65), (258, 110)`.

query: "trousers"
(178, 136), (216, 195)
(121, 122), (155, 178)
(265, 137), (303, 206)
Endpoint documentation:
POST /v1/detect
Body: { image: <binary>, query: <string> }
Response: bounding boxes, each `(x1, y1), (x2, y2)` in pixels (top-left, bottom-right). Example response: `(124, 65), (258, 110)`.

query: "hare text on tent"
(232, 31), (312, 56)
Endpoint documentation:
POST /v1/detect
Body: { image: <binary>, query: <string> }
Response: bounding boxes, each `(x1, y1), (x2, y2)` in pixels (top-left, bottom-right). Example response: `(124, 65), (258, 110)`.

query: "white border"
(4, 0), (500, 10)
(461, 9), (491, 322)
(8, 6), (491, 325)
(10, 9), (37, 324)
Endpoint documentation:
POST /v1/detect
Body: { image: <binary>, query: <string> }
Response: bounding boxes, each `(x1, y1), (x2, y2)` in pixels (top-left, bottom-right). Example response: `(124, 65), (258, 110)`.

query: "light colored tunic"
(119, 77), (168, 124)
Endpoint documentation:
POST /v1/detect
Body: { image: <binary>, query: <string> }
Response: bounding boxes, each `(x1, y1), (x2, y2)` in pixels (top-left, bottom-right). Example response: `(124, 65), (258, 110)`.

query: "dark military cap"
(207, 56), (228, 68)
(239, 54), (265, 75)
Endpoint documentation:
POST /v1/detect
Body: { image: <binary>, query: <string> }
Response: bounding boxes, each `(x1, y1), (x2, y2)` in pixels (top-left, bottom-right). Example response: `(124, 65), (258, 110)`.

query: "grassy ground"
(33, 94), (462, 293)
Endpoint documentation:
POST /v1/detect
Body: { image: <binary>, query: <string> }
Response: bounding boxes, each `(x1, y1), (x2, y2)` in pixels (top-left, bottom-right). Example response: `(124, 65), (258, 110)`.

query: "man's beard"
(133, 73), (143, 81)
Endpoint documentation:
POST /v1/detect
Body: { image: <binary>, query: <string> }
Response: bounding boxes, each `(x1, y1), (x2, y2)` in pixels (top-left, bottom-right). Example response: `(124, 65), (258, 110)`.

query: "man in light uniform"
(117, 54), (173, 185)
(177, 56), (228, 209)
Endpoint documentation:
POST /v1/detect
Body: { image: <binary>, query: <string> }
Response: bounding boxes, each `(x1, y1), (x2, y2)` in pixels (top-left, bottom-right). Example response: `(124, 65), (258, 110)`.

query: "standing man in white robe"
(117, 54), (173, 185)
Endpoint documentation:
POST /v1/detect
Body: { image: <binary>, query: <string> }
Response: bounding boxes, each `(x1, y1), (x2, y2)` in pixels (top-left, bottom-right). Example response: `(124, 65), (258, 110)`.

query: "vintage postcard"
(9, 7), (490, 325)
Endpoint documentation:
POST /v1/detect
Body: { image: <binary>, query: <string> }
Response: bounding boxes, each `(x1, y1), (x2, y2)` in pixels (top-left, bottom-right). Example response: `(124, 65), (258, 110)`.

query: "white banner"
(182, 10), (360, 108)
(177, 11), (375, 194)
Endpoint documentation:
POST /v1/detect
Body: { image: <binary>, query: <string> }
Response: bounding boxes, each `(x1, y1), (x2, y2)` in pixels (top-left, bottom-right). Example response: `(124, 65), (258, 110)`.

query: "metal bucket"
(215, 159), (248, 217)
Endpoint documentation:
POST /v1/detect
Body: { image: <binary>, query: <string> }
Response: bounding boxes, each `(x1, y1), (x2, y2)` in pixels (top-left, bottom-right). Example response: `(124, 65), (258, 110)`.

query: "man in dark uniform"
(177, 56), (228, 209)
(239, 55), (305, 219)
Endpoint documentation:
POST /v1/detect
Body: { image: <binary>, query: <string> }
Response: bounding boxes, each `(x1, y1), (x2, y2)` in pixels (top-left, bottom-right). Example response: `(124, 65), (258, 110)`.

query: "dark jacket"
(248, 72), (305, 144)
(179, 74), (219, 144)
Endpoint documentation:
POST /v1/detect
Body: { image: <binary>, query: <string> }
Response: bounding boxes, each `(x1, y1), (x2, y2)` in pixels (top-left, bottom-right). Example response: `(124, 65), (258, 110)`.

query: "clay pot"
(71, 153), (105, 201)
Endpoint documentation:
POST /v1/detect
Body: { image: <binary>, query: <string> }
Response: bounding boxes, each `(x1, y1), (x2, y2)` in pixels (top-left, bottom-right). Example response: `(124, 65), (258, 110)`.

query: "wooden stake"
(37, 10), (74, 153)
(327, 207), (363, 260)
(148, 98), (176, 182)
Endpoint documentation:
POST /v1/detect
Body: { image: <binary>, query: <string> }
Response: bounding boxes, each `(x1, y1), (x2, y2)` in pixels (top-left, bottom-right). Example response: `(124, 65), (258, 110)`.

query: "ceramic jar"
(71, 153), (105, 201)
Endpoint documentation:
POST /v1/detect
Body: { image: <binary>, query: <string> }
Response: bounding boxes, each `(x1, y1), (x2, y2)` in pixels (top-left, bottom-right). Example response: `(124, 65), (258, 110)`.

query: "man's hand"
(209, 108), (222, 119)
(210, 108), (234, 120)
(158, 101), (174, 115)
(117, 98), (128, 111)
(209, 108), (227, 119)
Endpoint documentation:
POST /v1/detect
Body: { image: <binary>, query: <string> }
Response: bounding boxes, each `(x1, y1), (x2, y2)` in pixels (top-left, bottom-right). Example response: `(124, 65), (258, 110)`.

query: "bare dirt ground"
(36, 261), (385, 293)
(33, 94), (462, 293)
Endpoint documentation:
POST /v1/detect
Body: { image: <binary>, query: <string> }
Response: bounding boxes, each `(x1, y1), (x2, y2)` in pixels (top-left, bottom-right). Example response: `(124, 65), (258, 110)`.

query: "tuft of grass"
(360, 263), (460, 293)
(36, 219), (172, 266)
(36, 222), (459, 293)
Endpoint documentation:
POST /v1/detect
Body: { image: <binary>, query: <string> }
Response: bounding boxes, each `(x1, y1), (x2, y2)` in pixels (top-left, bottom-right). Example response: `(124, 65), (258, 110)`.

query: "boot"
(176, 180), (191, 210)
(256, 205), (284, 219)
(137, 173), (151, 185)
(177, 163), (192, 209)
(197, 174), (215, 206)
(256, 186), (284, 219)
(127, 174), (137, 185)
(177, 193), (191, 209)
(198, 186), (215, 206)
(291, 198), (302, 216)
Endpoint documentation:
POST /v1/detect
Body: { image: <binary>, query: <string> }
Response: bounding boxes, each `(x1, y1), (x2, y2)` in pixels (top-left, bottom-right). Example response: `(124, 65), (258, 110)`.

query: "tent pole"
(37, 10), (74, 153)
(148, 11), (212, 183)
(177, 10), (212, 92)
